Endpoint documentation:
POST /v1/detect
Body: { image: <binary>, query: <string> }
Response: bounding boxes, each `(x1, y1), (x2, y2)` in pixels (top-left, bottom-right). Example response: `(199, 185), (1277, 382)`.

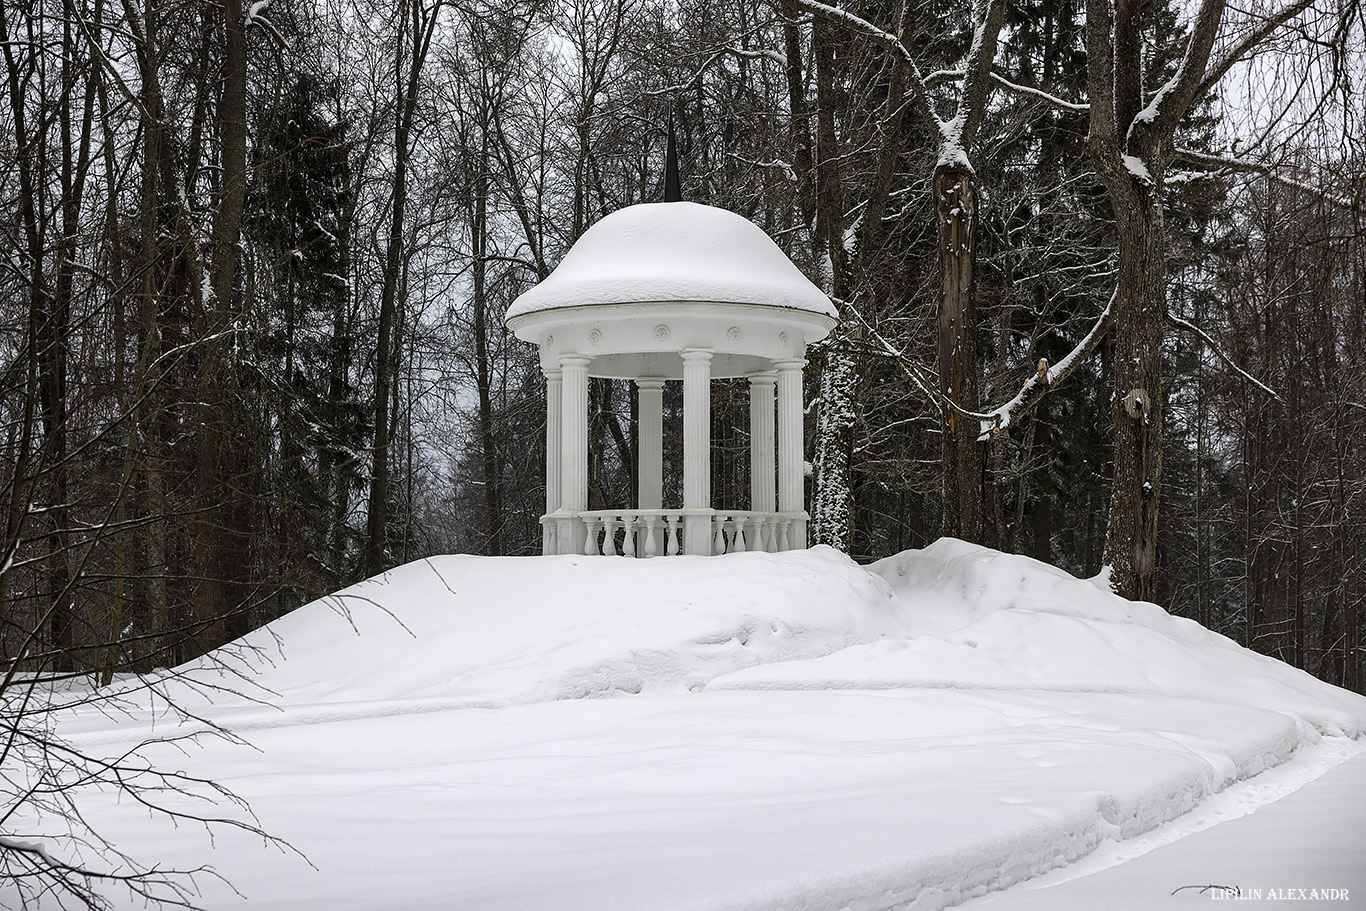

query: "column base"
(554, 513), (585, 556)
(682, 510), (713, 556)
(541, 518), (556, 555)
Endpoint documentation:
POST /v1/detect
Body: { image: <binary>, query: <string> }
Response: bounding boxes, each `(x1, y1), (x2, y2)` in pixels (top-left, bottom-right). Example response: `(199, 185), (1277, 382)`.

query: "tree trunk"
(809, 15), (854, 551)
(128, 0), (171, 663)
(194, 0), (251, 654)
(325, 195), (356, 582)
(781, 0), (815, 230)
(367, 0), (434, 576)
(1101, 186), (1165, 601)
(472, 161), (502, 555)
(935, 166), (984, 543)
(1032, 396), (1052, 564)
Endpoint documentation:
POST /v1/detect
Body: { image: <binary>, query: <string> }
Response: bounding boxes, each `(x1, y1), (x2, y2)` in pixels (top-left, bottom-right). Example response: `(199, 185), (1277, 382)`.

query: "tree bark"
(194, 0), (251, 654)
(1101, 188), (1165, 601)
(935, 166), (984, 543)
(472, 153), (502, 555)
(781, 0), (815, 229)
(123, 0), (174, 662)
(810, 15), (855, 551)
(1085, 0), (1230, 599)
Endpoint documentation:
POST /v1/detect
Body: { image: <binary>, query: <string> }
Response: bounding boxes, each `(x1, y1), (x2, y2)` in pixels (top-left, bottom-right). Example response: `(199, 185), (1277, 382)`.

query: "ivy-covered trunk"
(812, 335), (855, 548)
(809, 14), (855, 551)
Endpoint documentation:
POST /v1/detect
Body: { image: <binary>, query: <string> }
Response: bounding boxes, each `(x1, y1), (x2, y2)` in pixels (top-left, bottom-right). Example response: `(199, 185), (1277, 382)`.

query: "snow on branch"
(1173, 146), (1363, 211)
(926, 68), (966, 88)
(794, 0), (904, 53)
(989, 72), (1089, 113)
(977, 292), (1116, 440)
(953, 0), (1009, 154)
(1166, 313), (1282, 401)
(725, 46), (787, 66)
(924, 68), (1089, 117)
(725, 151), (798, 183)
(1131, 0), (1225, 137)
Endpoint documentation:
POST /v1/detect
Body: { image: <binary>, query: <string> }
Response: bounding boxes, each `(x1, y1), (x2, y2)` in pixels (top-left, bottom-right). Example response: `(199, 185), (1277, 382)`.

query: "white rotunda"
(506, 200), (835, 557)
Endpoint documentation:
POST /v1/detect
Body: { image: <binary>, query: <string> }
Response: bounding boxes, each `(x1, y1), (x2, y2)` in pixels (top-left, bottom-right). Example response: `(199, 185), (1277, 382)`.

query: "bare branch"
(1173, 146), (1364, 211)
(844, 301), (999, 422)
(793, 0), (940, 127)
(1196, 0), (1318, 99)
(990, 71), (1090, 114)
(978, 292), (1117, 440)
(1166, 312), (1282, 401)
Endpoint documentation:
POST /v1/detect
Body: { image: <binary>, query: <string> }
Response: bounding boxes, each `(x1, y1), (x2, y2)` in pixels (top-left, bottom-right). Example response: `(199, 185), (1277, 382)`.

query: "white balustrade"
(567, 510), (803, 557)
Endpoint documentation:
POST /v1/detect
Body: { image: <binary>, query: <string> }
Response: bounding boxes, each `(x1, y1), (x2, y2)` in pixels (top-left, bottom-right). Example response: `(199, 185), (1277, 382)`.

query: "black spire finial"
(664, 116), (683, 202)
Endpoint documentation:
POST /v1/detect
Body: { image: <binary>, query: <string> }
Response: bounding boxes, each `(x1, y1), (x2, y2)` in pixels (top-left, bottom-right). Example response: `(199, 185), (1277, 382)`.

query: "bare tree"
(366, 0), (443, 576)
(1082, 0), (1336, 599)
(797, 0), (1007, 547)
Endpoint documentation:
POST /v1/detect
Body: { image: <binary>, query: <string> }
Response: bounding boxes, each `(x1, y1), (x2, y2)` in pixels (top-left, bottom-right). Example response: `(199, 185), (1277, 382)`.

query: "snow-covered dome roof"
(505, 202), (836, 321)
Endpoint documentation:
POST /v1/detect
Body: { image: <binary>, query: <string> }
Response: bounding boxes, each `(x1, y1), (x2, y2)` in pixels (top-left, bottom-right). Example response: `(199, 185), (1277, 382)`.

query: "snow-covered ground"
(19, 541), (1366, 909)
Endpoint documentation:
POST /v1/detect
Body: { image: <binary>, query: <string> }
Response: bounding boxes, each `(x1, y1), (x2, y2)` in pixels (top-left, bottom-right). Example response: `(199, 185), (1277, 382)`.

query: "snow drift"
(710, 540), (1366, 738)
(45, 541), (1366, 911)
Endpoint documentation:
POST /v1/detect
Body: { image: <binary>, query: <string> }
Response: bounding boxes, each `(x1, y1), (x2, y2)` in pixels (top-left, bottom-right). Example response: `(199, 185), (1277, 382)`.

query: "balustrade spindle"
(582, 517), (599, 556)
(666, 515), (680, 556)
(569, 510), (795, 557)
(643, 516), (659, 557)
(602, 517), (617, 555)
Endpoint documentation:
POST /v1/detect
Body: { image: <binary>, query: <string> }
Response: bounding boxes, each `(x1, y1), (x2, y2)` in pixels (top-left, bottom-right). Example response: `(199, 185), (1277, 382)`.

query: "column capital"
(543, 367), (563, 380)
(559, 353), (592, 369)
(680, 347), (714, 362)
(747, 371), (777, 386)
(773, 357), (807, 371)
(635, 377), (666, 390)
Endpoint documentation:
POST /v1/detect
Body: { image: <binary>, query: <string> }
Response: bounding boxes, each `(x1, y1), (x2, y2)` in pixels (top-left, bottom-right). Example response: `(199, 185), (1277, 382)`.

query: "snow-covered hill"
(38, 543), (1366, 910)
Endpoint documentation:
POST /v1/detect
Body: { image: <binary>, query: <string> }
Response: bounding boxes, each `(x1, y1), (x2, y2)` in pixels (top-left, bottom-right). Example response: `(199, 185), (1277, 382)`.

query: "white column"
(637, 378), (665, 558)
(775, 358), (806, 549)
(748, 372), (776, 515)
(681, 349), (713, 555)
(557, 355), (591, 554)
(636, 379), (664, 510)
(543, 368), (562, 554)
